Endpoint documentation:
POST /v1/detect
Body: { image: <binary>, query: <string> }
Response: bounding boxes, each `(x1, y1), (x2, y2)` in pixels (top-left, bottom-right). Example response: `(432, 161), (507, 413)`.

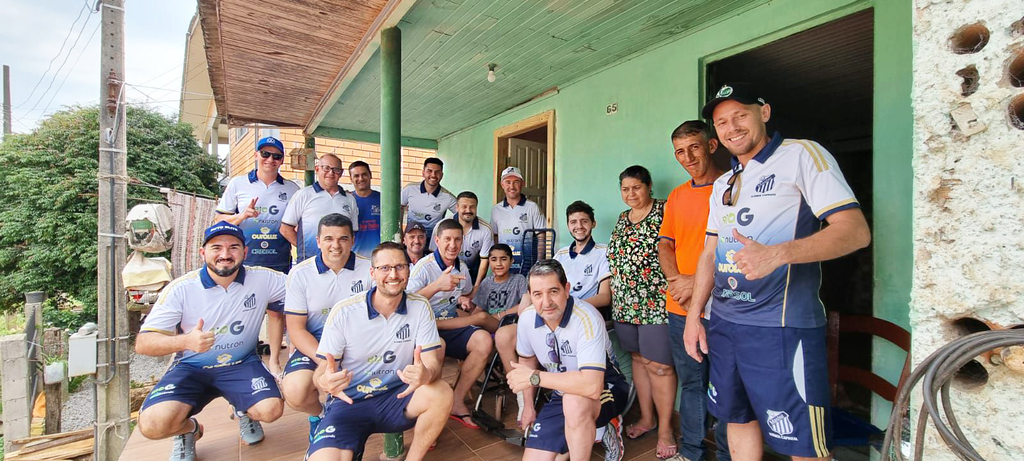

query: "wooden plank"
(6, 438), (93, 460)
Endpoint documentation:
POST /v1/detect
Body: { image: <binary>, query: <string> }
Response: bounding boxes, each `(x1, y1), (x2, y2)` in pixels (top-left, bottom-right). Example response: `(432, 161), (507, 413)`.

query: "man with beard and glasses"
(401, 157), (457, 242)
(282, 214), (372, 442)
(430, 191), (494, 291)
(403, 223), (428, 265)
(507, 259), (628, 461)
(685, 83), (870, 461)
(136, 222), (286, 461)
(553, 201), (612, 313)
(281, 154), (359, 263)
(306, 242), (452, 461)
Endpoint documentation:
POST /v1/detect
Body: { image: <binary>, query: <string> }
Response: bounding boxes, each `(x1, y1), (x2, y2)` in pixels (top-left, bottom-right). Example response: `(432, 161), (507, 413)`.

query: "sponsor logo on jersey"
(572, 281), (583, 292)
(727, 276), (738, 289)
(721, 289), (756, 302)
(367, 350), (397, 364)
(722, 208), (754, 226)
(312, 425), (337, 443)
(707, 382), (718, 404)
(217, 353), (232, 364)
(766, 410), (798, 441)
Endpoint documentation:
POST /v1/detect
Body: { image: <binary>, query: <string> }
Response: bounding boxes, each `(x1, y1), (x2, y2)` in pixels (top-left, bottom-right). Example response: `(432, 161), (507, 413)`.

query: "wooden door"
(506, 138), (547, 214)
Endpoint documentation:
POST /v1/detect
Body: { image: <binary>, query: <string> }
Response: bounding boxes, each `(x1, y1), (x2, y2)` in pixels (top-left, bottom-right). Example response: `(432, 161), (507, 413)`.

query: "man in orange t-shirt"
(658, 120), (730, 461)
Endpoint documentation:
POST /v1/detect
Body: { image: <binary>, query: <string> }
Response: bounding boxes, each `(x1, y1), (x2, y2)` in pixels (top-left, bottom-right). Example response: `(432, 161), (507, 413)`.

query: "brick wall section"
(227, 127), (433, 188)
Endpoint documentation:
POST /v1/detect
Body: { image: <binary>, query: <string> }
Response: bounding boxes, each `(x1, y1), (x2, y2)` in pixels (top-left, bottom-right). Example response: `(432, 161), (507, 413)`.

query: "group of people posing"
(134, 82), (871, 461)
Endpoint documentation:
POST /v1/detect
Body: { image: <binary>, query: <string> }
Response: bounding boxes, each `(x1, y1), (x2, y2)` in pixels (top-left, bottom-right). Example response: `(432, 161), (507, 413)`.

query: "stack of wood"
(5, 428), (93, 461)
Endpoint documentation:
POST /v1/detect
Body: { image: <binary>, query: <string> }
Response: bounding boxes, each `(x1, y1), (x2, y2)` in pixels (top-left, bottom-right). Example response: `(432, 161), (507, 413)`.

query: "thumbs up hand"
(731, 229), (784, 281)
(434, 266), (464, 292)
(185, 318), (215, 353)
(395, 346), (425, 398)
(318, 353), (354, 404)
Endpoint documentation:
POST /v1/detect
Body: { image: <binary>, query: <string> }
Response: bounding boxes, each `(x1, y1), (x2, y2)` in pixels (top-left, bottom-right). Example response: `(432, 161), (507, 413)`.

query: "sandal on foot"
(624, 422), (657, 440)
(655, 440), (678, 460)
(448, 413), (480, 430)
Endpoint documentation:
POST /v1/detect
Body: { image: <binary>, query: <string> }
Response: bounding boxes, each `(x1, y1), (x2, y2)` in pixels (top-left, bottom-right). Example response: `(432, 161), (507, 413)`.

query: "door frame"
(493, 110), (555, 227)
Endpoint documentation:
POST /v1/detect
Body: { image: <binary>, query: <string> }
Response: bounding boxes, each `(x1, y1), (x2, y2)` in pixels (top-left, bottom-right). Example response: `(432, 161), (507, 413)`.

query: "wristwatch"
(529, 370), (541, 387)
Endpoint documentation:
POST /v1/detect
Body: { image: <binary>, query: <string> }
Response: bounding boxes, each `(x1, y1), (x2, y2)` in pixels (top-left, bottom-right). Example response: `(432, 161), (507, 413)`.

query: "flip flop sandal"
(625, 423), (657, 440)
(656, 440), (678, 460)
(449, 413), (480, 430)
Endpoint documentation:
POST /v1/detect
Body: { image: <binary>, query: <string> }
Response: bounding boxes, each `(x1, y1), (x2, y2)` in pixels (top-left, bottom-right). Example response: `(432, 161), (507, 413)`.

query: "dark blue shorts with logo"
(307, 384), (416, 456)
(438, 325), (480, 360)
(706, 315), (833, 458)
(525, 374), (629, 454)
(140, 354), (281, 417)
(284, 349), (318, 374)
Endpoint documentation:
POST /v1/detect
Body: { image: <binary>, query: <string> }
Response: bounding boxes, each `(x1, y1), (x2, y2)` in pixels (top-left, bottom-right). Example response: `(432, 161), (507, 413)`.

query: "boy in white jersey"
(136, 222), (285, 461)
(307, 242), (452, 461)
(407, 219), (494, 429)
(552, 201), (612, 310)
(490, 166), (546, 273)
(281, 154), (359, 262)
(282, 214), (371, 440)
(401, 157), (457, 242)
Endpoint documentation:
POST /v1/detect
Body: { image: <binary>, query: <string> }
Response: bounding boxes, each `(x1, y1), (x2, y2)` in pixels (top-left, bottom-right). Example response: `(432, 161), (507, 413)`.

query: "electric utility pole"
(3, 64), (11, 136)
(96, 0), (131, 459)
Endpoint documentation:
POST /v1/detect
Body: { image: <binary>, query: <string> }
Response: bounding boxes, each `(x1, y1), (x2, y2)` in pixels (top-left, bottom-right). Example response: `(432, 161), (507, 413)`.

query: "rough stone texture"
(912, 1), (1024, 459)
(1, 334), (30, 452)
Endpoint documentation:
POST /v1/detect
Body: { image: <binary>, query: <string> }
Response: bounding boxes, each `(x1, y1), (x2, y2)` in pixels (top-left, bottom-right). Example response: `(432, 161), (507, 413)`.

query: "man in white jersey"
(552, 201), (612, 310)
(491, 166), (546, 273)
(282, 214), (371, 441)
(136, 222), (285, 461)
(685, 83), (871, 461)
(430, 191), (493, 291)
(401, 157), (457, 242)
(408, 219), (494, 429)
(307, 242), (452, 461)
(281, 154), (359, 262)
(507, 259), (627, 461)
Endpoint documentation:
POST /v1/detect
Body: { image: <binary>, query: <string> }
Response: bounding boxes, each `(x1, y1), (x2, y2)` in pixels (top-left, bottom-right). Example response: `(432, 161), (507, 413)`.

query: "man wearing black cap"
(136, 222), (287, 460)
(683, 83), (871, 461)
(403, 222), (428, 265)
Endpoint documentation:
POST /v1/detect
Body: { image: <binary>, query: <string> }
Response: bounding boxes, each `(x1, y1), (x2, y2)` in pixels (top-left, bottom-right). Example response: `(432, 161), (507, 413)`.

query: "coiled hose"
(881, 329), (1024, 460)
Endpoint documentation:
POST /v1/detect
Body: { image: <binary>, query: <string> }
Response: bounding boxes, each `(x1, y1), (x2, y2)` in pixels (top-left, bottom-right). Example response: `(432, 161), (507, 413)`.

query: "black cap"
(406, 223), (427, 234)
(701, 83), (767, 120)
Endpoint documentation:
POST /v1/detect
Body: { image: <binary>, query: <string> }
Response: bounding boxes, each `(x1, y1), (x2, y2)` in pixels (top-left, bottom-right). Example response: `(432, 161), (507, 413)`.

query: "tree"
(0, 105), (222, 311)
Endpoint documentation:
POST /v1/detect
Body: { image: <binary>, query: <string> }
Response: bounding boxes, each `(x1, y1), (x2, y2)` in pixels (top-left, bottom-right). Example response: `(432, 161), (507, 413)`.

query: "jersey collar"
(502, 195), (527, 208)
(534, 296), (575, 329)
(365, 287), (409, 319)
(199, 265), (246, 289)
(471, 217), (480, 230)
(569, 239), (595, 259)
(730, 131), (783, 170)
(419, 181), (441, 197)
(312, 181), (346, 196)
(433, 249), (461, 271)
(248, 169), (285, 185)
(314, 252), (356, 274)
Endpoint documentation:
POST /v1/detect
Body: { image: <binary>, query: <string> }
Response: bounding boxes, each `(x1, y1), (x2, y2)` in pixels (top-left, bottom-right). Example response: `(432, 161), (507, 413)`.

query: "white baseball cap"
(500, 166), (524, 181)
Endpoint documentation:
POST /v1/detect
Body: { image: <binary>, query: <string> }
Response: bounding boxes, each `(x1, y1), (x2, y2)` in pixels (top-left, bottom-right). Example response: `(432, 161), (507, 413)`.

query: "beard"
(377, 279), (406, 297)
(207, 259), (241, 277)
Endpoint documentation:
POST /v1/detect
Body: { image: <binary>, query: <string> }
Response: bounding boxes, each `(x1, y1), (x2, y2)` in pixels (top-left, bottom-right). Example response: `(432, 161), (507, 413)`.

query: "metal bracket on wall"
(950, 103), (986, 137)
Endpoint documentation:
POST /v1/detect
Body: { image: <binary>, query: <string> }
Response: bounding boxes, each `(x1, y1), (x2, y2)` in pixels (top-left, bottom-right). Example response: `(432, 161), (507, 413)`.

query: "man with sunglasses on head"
(684, 83), (871, 461)
(281, 153), (360, 263)
(507, 259), (628, 461)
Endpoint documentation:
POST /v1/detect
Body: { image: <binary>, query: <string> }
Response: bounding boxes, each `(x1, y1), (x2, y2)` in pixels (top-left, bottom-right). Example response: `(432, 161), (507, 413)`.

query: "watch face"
(529, 372), (540, 386)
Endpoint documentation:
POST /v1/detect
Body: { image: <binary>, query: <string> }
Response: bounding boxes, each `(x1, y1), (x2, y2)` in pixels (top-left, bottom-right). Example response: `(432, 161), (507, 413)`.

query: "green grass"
(0, 311), (26, 336)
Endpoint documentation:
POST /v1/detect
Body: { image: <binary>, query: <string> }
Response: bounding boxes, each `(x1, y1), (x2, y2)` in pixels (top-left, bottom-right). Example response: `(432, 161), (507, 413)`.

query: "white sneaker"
(602, 416), (624, 461)
(237, 414), (264, 445)
(169, 418), (202, 461)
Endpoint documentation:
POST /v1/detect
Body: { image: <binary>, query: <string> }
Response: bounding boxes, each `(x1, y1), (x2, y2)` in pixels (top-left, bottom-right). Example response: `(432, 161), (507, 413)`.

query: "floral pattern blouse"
(608, 198), (669, 325)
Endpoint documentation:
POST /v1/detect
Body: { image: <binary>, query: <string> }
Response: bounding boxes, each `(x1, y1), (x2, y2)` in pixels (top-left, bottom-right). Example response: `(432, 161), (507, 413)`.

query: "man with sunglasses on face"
(281, 153), (360, 263)
(684, 83), (871, 461)
(507, 259), (628, 461)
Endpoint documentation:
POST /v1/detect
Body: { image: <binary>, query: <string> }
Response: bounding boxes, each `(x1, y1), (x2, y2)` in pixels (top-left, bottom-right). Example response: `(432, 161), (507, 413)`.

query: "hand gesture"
(241, 198), (259, 220)
(435, 266), (465, 291)
(318, 353), (354, 404)
(732, 229), (783, 280)
(683, 315), (708, 363)
(395, 346), (425, 398)
(666, 275), (693, 305)
(458, 295), (474, 313)
(506, 361), (536, 393)
(185, 318), (215, 353)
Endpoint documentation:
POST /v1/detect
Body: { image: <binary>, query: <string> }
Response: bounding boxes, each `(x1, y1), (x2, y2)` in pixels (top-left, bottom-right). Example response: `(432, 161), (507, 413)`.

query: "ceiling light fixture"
(487, 63), (497, 83)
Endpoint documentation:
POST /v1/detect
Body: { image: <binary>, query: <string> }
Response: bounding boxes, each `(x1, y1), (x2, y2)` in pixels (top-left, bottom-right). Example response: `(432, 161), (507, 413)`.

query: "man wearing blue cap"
(136, 222), (287, 461)
(215, 136), (299, 376)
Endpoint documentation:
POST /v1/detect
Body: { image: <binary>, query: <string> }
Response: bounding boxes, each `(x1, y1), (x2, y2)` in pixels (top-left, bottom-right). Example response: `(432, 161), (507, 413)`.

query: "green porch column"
(380, 26), (405, 460)
(304, 133), (315, 186)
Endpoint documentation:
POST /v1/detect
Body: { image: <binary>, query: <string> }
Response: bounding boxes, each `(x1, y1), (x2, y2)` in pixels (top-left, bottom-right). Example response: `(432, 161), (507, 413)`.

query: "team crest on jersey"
(278, 192), (288, 201)
(716, 85), (733, 98)
(243, 293), (257, 311)
(343, 204), (351, 212)
(560, 340), (573, 355)
(583, 264), (593, 276)
(351, 280), (365, 292)
(472, 240), (481, 249)
(755, 174), (776, 194)
(766, 410), (796, 439)
(251, 376), (269, 394)
(432, 203), (442, 212)
(396, 324), (411, 340)
(519, 213), (528, 222)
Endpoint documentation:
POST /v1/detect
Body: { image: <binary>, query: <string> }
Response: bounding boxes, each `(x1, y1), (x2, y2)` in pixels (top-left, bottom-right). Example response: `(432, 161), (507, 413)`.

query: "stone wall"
(912, 1), (1024, 459)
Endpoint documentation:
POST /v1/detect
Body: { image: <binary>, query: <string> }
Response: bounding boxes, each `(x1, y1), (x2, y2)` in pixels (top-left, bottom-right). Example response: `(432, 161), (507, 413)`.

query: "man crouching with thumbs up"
(307, 241), (452, 461)
(136, 222), (287, 461)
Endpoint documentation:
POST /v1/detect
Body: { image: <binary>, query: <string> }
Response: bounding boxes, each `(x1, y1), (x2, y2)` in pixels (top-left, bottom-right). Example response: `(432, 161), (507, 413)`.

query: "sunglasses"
(259, 151), (285, 161)
(722, 166), (743, 207)
(545, 332), (566, 372)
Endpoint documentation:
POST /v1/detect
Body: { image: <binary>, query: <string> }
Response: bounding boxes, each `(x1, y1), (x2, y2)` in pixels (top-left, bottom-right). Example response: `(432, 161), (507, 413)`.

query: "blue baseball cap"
(203, 221), (245, 246)
(256, 136), (285, 153)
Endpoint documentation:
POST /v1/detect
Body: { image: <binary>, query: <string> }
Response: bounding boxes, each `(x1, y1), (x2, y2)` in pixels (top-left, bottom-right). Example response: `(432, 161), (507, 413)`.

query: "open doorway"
(493, 111), (555, 226)
(705, 6), (875, 434)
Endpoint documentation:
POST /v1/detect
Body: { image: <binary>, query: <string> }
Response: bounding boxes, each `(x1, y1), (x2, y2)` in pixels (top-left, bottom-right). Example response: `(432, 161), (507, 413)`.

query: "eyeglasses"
(320, 166), (345, 175)
(722, 167), (743, 207)
(259, 151), (285, 161)
(373, 264), (410, 273)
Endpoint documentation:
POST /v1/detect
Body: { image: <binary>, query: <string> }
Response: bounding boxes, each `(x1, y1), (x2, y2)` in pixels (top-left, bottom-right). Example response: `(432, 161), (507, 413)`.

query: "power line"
(26, 12), (95, 114)
(39, 21), (102, 122)
(15, 4), (91, 109)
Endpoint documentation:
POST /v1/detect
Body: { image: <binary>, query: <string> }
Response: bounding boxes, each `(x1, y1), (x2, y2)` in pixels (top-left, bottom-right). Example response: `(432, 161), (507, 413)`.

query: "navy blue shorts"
(307, 384), (416, 456)
(706, 315), (832, 458)
(140, 355), (281, 417)
(284, 349), (317, 374)
(439, 325), (479, 360)
(525, 374), (628, 454)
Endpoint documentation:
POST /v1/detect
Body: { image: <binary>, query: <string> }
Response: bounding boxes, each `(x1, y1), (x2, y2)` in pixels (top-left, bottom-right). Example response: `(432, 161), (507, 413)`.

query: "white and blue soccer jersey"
(281, 182), (359, 263)
(553, 240), (612, 301)
(517, 297), (621, 384)
(406, 250), (473, 320)
(490, 196), (546, 269)
(400, 182), (457, 240)
(429, 218), (494, 268)
(140, 266), (286, 368)
(217, 170), (301, 270)
(706, 133), (859, 328)
(316, 289), (442, 399)
(284, 253), (372, 340)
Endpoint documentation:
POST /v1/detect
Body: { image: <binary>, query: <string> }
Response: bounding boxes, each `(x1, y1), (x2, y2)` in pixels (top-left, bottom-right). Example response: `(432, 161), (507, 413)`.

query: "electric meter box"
(68, 329), (98, 377)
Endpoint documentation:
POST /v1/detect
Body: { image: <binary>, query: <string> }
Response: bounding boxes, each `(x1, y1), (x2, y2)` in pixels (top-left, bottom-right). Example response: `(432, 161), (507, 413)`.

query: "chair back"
(827, 312), (911, 403)
(519, 228), (557, 275)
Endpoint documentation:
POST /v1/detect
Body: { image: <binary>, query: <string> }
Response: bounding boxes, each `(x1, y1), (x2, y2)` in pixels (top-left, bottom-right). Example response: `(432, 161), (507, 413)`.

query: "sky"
(2, 1), (198, 137)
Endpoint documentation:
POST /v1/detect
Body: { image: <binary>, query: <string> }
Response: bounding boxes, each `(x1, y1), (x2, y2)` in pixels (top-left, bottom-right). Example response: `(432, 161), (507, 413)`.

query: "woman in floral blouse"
(608, 165), (678, 459)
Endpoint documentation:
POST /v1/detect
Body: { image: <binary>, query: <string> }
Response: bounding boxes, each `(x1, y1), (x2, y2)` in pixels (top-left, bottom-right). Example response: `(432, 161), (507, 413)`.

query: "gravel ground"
(61, 352), (171, 431)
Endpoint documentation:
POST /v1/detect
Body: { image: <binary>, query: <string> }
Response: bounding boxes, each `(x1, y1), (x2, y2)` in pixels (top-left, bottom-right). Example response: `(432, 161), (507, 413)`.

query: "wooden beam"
(312, 127), (437, 150)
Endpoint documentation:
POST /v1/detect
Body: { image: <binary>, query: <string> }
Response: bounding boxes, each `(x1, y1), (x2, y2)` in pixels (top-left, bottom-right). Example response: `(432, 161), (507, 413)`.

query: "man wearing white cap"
(490, 166), (546, 273)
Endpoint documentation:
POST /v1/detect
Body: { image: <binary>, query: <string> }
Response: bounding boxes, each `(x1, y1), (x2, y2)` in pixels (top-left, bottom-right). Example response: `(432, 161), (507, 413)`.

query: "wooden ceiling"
(197, 0), (389, 127)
